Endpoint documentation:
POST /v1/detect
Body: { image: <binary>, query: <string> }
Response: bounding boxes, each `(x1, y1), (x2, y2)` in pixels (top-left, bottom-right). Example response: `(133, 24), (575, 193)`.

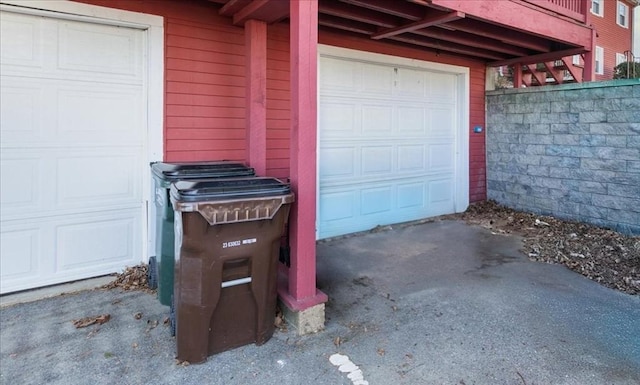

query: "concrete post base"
(278, 300), (325, 336)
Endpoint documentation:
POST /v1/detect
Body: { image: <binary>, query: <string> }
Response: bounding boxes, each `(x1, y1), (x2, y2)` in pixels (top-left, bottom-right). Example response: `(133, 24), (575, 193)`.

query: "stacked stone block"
(486, 80), (640, 235)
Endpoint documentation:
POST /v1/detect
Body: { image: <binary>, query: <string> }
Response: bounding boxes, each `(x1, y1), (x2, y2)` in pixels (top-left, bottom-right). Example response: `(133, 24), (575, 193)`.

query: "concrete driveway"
(1, 219), (638, 385)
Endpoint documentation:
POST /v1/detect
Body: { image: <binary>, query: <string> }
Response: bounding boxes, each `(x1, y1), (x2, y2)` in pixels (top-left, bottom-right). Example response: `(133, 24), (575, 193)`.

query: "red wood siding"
(77, 0), (248, 162)
(266, 24), (291, 179)
(318, 30), (487, 203)
(590, 0), (634, 80)
(75, 0), (487, 201)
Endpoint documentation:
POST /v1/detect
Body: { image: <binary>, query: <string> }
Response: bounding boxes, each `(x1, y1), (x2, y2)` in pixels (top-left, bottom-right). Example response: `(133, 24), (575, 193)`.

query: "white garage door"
(318, 47), (469, 239)
(0, 9), (147, 293)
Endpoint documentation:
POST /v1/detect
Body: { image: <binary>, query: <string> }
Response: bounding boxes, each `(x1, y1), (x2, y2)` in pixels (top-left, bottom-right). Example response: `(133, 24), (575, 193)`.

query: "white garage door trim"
(317, 45), (469, 239)
(0, 1), (163, 293)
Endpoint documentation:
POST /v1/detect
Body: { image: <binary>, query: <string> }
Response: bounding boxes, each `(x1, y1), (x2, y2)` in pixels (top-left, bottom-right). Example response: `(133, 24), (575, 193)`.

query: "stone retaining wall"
(486, 80), (640, 235)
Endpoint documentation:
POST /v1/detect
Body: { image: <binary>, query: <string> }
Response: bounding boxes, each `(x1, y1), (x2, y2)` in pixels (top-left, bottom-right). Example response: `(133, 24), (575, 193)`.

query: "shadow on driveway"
(1, 220), (638, 384)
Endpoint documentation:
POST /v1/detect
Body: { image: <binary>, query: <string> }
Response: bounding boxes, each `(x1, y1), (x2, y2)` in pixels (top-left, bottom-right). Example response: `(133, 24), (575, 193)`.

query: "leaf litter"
(455, 200), (639, 295)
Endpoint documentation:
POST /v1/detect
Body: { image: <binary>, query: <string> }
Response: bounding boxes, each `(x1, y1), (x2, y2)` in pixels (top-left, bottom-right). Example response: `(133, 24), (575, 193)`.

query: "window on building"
(573, 54), (581, 65)
(591, 0), (603, 17)
(616, 53), (627, 66)
(595, 46), (604, 75)
(617, 1), (629, 28)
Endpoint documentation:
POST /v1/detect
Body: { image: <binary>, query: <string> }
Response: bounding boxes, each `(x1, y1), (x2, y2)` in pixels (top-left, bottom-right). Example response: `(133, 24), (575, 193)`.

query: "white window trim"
(572, 54), (581, 66)
(616, 53), (627, 66)
(591, 0), (604, 17)
(595, 46), (604, 75)
(616, 1), (629, 28)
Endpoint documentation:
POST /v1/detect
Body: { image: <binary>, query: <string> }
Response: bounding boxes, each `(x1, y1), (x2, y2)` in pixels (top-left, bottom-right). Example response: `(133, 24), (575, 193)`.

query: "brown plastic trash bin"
(170, 177), (294, 364)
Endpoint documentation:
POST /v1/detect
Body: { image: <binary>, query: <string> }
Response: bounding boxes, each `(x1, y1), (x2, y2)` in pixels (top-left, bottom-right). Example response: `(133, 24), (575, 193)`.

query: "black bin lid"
(171, 177), (291, 202)
(151, 161), (255, 181)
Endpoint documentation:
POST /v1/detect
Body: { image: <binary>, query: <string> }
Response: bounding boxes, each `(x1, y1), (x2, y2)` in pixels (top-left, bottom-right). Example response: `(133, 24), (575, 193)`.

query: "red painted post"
(583, 28), (596, 82)
(513, 63), (523, 88)
(245, 19), (267, 175)
(284, 0), (327, 309)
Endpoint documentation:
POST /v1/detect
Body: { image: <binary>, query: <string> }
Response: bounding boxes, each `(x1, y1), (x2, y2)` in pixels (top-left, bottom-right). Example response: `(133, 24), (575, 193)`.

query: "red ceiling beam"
(219, 0), (251, 16)
(489, 47), (587, 67)
(339, 0), (425, 20)
(233, 0), (289, 25)
(413, 28), (530, 56)
(371, 11), (465, 40)
(389, 35), (507, 60)
(318, 14), (377, 35)
(319, 1), (396, 27)
(429, 0), (592, 47)
(443, 20), (551, 52)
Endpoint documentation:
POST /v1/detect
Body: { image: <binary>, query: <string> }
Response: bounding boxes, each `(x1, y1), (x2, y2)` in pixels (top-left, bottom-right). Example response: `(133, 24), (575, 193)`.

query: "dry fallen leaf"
(73, 314), (111, 328)
(377, 348), (385, 356)
(334, 336), (342, 347)
(134, 312), (142, 320)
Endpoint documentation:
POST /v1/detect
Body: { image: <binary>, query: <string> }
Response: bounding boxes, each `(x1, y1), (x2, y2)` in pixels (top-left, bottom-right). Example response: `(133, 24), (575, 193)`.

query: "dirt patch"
(451, 201), (639, 295)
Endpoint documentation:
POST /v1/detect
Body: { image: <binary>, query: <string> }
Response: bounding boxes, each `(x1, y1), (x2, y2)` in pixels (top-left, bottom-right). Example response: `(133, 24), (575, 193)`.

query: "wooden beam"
(371, 11), (464, 40)
(219, 0), (250, 16)
(339, 0), (424, 20)
(389, 35), (507, 60)
(562, 56), (583, 83)
(543, 61), (564, 84)
(413, 28), (529, 56)
(429, 0), (592, 47)
(443, 19), (551, 52)
(319, 1), (395, 27)
(489, 47), (586, 67)
(319, 14), (377, 35)
(244, 19), (267, 175)
(525, 64), (547, 85)
(233, 0), (289, 25)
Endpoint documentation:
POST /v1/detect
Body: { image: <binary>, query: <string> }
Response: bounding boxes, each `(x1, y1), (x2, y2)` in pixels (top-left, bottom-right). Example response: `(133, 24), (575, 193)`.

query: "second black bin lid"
(171, 177), (291, 202)
(151, 161), (255, 181)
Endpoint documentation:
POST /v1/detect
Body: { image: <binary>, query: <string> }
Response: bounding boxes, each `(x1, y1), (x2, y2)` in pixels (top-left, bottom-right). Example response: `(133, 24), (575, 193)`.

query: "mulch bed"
(457, 200), (639, 295)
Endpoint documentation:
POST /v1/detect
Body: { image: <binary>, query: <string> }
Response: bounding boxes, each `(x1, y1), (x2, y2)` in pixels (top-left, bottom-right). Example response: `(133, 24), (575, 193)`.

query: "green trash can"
(171, 177), (293, 364)
(150, 162), (255, 306)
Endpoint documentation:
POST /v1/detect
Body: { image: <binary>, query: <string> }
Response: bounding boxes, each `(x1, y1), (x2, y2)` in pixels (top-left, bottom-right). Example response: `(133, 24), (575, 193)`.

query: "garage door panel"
(56, 151), (142, 208)
(429, 144), (455, 171)
(319, 190), (356, 222)
(361, 146), (393, 175)
(362, 104), (393, 134)
(56, 213), (138, 271)
(397, 68), (427, 97)
(429, 107), (456, 136)
(0, 9), (148, 294)
(319, 147), (356, 179)
(397, 145), (426, 172)
(319, 50), (464, 239)
(397, 182), (426, 209)
(320, 57), (359, 92)
(0, 11), (43, 68)
(57, 86), (144, 144)
(58, 21), (142, 79)
(361, 186), (392, 215)
(0, 156), (42, 214)
(0, 226), (40, 281)
(0, 83), (42, 141)
(319, 101), (357, 136)
(361, 63), (393, 95)
(398, 106), (426, 134)
(429, 179), (454, 204)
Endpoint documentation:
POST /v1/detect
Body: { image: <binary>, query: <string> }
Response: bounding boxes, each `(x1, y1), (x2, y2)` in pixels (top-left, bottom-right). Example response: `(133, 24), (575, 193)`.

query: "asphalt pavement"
(1, 219), (638, 385)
